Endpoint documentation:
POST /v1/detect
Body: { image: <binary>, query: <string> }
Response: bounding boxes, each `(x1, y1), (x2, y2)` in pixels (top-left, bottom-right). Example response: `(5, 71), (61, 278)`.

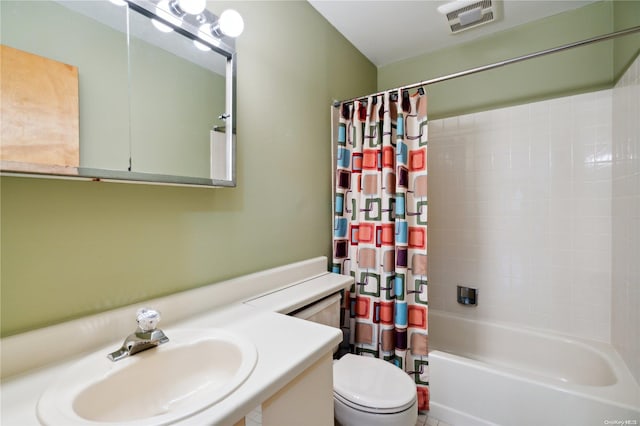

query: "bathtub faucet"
(107, 308), (169, 362)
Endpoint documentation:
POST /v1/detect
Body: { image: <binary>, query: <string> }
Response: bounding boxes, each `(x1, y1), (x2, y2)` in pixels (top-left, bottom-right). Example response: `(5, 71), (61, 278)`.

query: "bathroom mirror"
(0, 0), (236, 187)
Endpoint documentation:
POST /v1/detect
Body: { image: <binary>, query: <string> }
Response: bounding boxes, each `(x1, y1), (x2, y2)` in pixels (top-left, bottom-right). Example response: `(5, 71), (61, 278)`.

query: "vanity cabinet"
(234, 352), (334, 426)
(262, 353), (334, 426)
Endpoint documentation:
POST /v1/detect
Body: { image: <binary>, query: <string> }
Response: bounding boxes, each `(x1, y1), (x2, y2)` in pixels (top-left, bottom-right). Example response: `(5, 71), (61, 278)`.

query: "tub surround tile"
(612, 54), (640, 385)
(429, 89), (613, 342)
(428, 56), (640, 383)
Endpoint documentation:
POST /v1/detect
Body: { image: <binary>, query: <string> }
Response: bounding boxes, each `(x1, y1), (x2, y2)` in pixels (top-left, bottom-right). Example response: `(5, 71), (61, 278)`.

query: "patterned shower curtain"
(332, 89), (429, 411)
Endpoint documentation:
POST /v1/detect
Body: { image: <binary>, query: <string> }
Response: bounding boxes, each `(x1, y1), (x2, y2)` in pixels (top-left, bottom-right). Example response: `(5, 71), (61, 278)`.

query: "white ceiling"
(308, 0), (599, 67)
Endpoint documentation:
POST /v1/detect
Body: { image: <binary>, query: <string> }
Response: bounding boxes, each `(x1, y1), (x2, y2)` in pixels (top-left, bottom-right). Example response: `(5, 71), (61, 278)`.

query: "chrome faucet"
(107, 308), (169, 361)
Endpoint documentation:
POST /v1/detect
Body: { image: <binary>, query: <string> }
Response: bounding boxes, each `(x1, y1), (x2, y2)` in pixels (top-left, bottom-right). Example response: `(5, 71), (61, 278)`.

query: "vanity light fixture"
(217, 9), (244, 38)
(199, 9), (244, 40)
(193, 39), (211, 51)
(122, 0), (244, 52)
(150, 0), (244, 39)
(175, 0), (206, 16)
(152, 0), (179, 32)
(151, 19), (174, 33)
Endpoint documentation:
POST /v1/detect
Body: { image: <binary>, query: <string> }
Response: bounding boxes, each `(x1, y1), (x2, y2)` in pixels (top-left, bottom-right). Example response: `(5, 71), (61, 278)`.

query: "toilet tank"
(242, 273), (352, 355)
(291, 293), (342, 329)
(242, 272), (351, 325)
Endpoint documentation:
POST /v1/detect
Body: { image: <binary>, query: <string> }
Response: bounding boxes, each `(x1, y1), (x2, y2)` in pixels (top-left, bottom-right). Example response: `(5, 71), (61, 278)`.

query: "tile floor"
(417, 411), (452, 426)
(244, 405), (262, 426)
(244, 405), (451, 426)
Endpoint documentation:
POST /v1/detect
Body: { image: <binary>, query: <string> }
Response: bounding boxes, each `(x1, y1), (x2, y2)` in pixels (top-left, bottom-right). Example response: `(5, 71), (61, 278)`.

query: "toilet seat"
(333, 389), (416, 414)
(333, 354), (417, 414)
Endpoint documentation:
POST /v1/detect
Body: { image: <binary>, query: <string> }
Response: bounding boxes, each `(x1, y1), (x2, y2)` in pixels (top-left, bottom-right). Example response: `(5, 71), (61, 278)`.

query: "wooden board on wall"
(1, 44), (80, 168)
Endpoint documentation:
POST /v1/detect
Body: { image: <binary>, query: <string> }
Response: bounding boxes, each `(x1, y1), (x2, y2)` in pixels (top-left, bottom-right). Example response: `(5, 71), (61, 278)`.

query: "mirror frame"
(1, 0), (237, 188)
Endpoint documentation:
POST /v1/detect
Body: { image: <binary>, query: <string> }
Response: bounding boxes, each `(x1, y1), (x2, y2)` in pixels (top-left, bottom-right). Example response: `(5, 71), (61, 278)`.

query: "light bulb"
(199, 23), (214, 40)
(152, 19), (173, 33)
(193, 40), (210, 51)
(177, 0), (206, 15)
(198, 23), (212, 36)
(198, 24), (223, 47)
(218, 9), (244, 38)
(153, 0), (178, 33)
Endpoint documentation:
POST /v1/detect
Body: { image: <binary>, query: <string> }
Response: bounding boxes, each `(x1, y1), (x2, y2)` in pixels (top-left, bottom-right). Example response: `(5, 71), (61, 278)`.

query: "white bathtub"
(428, 310), (640, 426)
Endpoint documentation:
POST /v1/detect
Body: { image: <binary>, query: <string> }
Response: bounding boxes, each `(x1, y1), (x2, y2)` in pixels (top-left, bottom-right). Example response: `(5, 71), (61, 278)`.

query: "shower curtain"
(332, 88), (429, 411)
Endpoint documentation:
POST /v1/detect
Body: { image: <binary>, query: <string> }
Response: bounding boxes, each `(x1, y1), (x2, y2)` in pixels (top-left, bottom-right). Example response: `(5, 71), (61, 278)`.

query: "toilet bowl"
(288, 292), (417, 425)
(332, 354), (418, 426)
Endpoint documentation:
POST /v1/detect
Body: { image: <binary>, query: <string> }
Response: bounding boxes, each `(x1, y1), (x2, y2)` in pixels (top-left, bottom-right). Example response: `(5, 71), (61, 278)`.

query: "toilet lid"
(333, 354), (417, 411)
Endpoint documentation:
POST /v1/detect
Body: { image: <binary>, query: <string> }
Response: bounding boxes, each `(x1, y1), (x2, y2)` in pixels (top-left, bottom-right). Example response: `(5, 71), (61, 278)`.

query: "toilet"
(332, 353), (418, 426)
(292, 294), (418, 426)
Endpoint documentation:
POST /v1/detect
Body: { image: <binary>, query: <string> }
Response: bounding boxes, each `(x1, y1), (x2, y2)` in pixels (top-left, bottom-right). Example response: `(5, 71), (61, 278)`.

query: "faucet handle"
(136, 308), (161, 332)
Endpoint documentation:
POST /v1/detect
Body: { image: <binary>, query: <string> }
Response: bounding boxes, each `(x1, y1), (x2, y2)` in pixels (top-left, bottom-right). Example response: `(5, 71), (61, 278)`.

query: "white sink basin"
(37, 329), (258, 425)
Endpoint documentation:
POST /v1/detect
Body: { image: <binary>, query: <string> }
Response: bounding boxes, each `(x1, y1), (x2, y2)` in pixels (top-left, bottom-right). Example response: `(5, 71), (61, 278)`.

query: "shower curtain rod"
(332, 25), (640, 107)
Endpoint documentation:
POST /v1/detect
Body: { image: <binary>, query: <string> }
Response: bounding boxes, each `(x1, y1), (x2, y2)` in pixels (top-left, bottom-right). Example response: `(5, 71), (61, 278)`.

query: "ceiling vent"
(437, 0), (500, 34)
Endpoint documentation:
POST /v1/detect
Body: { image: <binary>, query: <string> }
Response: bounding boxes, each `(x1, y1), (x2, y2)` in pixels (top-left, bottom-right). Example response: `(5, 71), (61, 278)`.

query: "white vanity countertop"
(1, 303), (341, 426)
(1, 260), (352, 426)
(179, 304), (342, 425)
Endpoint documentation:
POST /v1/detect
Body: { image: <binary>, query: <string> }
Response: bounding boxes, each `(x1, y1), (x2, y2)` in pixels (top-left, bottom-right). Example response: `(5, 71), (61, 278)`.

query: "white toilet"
(332, 353), (418, 426)
(293, 294), (418, 426)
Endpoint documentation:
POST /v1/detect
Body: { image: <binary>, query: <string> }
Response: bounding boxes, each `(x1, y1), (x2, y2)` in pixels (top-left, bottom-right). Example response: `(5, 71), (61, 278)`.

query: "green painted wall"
(0, 1), (376, 336)
(377, 1), (636, 119)
(613, 0), (640, 81)
(4, 0), (635, 337)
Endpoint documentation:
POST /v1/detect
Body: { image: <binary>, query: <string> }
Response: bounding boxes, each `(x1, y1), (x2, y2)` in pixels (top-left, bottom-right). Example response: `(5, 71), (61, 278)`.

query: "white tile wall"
(612, 55), (640, 384)
(428, 89), (613, 342)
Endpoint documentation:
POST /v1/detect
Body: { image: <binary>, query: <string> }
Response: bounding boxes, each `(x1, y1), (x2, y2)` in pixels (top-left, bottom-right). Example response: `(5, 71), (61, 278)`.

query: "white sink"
(37, 329), (258, 425)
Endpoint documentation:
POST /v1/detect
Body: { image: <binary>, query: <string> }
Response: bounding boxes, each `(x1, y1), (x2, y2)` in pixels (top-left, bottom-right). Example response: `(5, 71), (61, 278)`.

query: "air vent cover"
(437, 0), (500, 34)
